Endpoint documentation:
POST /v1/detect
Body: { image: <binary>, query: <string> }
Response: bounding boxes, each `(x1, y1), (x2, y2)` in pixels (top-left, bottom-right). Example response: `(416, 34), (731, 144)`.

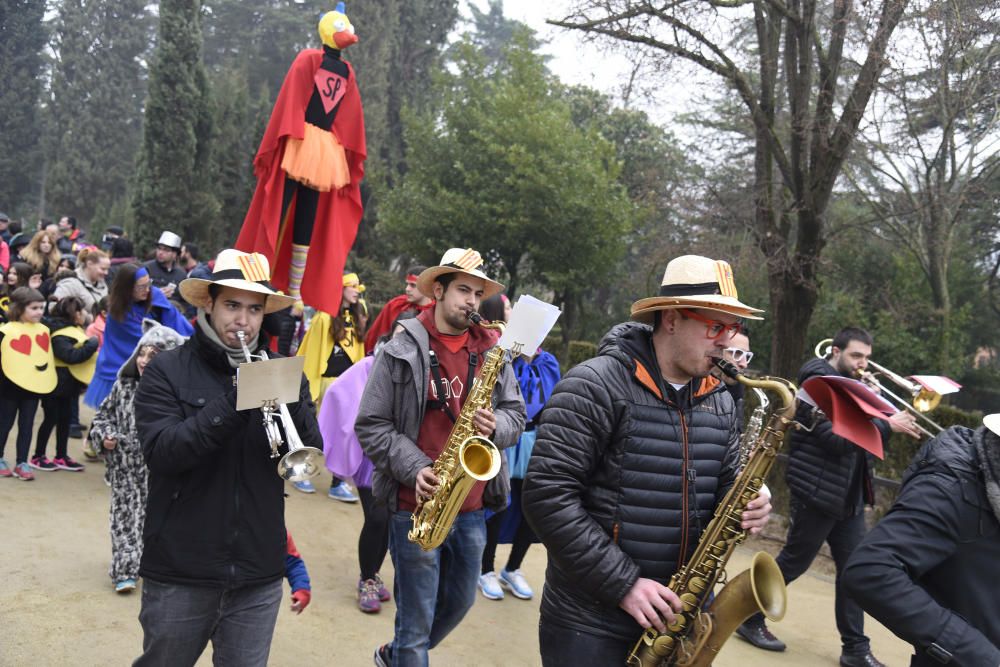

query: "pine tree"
(0, 0), (47, 215)
(46, 0), (149, 229)
(133, 0), (217, 251)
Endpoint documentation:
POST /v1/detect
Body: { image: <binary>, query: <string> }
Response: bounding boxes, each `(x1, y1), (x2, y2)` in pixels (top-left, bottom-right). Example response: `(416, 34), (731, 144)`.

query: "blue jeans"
(387, 509), (486, 667)
(133, 578), (283, 667)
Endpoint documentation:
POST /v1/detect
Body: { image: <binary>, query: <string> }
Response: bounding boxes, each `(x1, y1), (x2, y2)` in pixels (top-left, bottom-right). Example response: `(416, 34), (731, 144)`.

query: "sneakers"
(82, 440), (101, 461)
(373, 643), (392, 667)
(736, 619), (787, 652)
(53, 456), (85, 471)
(30, 456), (58, 471)
(115, 578), (137, 594)
(499, 568), (534, 600)
(840, 651), (887, 667)
(12, 463), (35, 481)
(358, 578), (382, 613)
(68, 425), (84, 439)
(292, 479), (316, 494)
(373, 572), (391, 602)
(328, 480), (359, 503)
(478, 572), (504, 600)
(0, 459), (13, 478)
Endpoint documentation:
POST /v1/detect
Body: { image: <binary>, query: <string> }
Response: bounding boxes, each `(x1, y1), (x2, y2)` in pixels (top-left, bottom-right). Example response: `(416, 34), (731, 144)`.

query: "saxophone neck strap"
(426, 348), (479, 424)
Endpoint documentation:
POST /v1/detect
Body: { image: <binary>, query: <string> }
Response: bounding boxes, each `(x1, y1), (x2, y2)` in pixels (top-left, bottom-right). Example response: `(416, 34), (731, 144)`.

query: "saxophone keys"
(679, 592), (700, 612)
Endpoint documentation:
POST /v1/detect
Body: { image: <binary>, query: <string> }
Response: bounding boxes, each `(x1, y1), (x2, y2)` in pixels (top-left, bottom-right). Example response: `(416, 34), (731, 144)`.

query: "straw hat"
(416, 248), (504, 300)
(179, 249), (296, 315)
(630, 255), (764, 323)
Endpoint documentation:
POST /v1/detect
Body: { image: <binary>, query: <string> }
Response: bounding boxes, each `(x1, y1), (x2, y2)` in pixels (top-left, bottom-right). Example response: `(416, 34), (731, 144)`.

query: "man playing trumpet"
(133, 249), (322, 667)
(737, 326), (919, 667)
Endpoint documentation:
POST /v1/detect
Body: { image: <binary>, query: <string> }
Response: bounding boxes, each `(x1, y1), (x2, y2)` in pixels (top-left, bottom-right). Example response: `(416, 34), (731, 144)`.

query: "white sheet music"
(497, 295), (561, 353)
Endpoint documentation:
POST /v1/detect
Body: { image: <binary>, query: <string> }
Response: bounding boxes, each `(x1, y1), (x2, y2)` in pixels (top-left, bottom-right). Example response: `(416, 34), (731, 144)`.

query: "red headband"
(405, 274), (419, 283)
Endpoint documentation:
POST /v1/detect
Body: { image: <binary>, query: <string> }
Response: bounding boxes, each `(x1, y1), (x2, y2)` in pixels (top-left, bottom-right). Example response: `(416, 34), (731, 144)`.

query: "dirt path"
(0, 409), (914, 666)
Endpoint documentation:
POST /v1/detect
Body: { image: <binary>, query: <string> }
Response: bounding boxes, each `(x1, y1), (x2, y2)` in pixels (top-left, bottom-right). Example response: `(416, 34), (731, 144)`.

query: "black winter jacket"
(522, 322), (740, 640)
(785, 357), (891, 519)
(135, 325), (321, 588)
(843, 426), (1000, 667)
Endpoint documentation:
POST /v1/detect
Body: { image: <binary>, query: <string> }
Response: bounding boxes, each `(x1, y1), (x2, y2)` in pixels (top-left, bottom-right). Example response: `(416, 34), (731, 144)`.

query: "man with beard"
(522, 255), (773, 666)
(737, 327), (919, 667)
(356, 247), (525, 667)
(133, 249), (321, 666)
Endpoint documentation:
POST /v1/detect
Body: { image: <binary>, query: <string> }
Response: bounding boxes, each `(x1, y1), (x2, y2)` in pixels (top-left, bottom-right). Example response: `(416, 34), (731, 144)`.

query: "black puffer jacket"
(522, 322), (739, 640)
(135, 325), (321, 588)
(785, 357), (890, 519)
(843, 426), (1000, 666)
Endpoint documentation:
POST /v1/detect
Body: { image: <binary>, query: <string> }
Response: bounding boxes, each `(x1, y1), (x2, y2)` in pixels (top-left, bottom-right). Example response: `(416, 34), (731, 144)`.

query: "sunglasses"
(724, 347), (753, 363)
(678, 308), (742, 340)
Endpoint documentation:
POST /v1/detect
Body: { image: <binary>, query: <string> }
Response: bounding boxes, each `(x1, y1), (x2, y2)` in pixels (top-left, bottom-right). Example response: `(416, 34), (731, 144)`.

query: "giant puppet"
(236, 3), (366, 315)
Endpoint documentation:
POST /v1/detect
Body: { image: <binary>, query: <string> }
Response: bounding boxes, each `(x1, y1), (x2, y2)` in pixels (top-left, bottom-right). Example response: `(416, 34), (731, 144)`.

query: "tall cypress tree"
(133, 0), (217, 251)
(0, 0), (47, 215)
(46, 0), (149, 228)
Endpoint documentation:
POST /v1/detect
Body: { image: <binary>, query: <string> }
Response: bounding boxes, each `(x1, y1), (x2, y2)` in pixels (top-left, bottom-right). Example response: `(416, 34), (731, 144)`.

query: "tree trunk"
(769, 258), (820, 380)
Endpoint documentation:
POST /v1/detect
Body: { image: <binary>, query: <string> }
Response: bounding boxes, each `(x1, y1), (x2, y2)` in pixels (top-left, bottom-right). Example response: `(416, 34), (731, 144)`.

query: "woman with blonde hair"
(19, 230), (61, 293)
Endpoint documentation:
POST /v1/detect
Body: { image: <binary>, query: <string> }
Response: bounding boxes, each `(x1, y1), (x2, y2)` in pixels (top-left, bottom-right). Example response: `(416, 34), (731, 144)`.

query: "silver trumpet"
(236, 331), (324, 482)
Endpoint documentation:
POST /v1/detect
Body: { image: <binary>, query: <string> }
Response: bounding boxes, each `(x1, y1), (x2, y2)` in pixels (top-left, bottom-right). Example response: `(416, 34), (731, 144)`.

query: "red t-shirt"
(397, 308), (499, 513)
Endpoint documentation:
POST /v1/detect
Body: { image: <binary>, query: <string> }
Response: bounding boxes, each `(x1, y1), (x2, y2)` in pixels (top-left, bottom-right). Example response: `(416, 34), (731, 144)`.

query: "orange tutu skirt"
(281, 122), (350, 192)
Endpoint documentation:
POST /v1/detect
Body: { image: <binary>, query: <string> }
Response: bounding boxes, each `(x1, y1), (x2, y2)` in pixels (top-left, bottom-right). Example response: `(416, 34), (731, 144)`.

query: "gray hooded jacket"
(355, 317), (526, 513)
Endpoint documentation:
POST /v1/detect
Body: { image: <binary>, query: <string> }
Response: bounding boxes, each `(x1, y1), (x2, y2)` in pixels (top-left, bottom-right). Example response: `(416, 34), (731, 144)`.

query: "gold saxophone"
(408, 312), (513, 551)
(626, 359), (797, 667)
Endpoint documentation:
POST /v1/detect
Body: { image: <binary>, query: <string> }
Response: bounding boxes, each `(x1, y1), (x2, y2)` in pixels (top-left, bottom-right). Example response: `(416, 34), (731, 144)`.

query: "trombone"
(236, 331), (325, 482)
(814, 338), (944, 438)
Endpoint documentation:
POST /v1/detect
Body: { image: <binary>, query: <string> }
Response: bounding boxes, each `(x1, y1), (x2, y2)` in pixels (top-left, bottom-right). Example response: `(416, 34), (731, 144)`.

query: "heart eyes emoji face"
(1, 323), (57, 393)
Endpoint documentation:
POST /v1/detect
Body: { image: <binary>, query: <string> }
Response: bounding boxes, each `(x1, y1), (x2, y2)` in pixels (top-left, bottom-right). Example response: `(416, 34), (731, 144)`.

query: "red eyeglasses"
(678, 309), (741, 340)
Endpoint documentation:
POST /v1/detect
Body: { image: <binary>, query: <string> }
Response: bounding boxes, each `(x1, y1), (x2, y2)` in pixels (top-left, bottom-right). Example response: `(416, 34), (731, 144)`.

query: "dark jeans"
(358, 486), (389, 580)
(133, 578), (283, 667)
(387, 509), (486, 667)
(539, 617), (636, 667)
(750, 498), (870, 654)
(482, 480), (536, 573)
(0, 397), (39, 465)
(35, 395), (73, 459)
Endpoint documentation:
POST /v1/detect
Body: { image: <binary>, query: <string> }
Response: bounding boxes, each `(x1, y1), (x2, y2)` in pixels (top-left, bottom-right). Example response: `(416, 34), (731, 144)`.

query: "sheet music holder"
(236, 355), (305, 411)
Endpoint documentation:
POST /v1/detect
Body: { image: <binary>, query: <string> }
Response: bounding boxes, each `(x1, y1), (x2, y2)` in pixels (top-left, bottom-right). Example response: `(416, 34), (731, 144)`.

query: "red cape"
(363, 294), (434, 353)
(236, 49), (366, 315)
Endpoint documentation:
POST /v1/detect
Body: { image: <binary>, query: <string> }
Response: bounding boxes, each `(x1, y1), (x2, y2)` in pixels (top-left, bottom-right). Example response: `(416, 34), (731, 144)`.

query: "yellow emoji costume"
(51, 326), (98, 385)
(0, 321), (57, 394)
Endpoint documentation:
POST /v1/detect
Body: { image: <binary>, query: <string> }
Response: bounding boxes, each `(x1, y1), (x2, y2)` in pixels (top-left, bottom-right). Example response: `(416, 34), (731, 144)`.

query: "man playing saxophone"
(522, 255), (773, 666)
(356, 247), (525, 667)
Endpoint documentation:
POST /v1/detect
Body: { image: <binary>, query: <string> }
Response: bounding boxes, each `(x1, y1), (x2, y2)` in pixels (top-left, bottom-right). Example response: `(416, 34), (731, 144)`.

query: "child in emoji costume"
(0, 287), (57, 480)
(236, 3), (366, 316)
(31, 296), (100, 472)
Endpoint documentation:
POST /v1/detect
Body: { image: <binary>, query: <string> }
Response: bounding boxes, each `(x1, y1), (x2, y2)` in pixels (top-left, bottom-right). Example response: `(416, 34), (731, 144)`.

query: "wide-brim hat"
(416, 248), (504, 300)
(179, 249), (297, 315)
(984, 414), (1000, 437)
(157, 231), (182, 250)
(630, 255), (764, 323)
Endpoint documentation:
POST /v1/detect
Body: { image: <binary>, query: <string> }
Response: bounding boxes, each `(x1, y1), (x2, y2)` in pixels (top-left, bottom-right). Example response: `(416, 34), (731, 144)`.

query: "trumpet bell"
(278, 446), (325, 482)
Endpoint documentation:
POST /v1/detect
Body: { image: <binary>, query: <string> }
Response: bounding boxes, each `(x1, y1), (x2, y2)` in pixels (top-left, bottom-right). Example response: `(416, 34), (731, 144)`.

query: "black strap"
(426, 348), (480, 424)
(426, 350), (457, 422)
(466, 352), (478, 403)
